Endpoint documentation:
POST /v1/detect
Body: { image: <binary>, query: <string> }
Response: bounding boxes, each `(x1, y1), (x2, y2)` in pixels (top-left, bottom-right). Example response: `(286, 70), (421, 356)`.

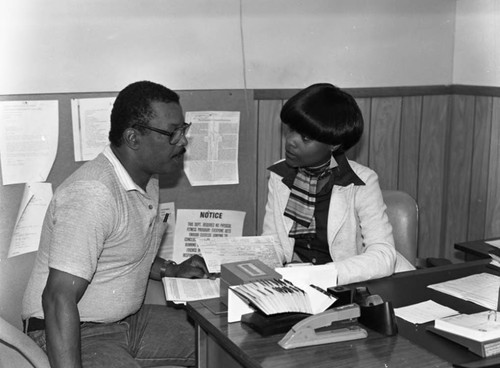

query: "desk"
(187, 260), (500, 368)
(455, 238), (500, 261)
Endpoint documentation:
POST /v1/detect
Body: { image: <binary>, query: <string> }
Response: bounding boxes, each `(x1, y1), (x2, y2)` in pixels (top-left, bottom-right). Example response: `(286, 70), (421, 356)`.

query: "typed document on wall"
(0, 100), (59, 185)
(71, 97), (115, 161)
(184, 111), (240, 186)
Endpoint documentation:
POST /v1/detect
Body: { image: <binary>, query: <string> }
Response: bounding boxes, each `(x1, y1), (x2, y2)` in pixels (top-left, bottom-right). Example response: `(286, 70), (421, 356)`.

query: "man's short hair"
(280, 83), (363, 154)
(109, 81), (180, 146)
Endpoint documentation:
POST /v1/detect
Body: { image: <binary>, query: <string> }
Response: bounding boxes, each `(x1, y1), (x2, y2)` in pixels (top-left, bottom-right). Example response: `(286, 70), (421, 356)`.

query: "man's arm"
(150, 255), (209, 280)
(42, 268), (89, 368)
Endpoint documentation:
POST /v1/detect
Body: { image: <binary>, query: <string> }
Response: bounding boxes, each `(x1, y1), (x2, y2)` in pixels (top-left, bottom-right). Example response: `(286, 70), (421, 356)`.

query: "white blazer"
(262, 159), (414, 285)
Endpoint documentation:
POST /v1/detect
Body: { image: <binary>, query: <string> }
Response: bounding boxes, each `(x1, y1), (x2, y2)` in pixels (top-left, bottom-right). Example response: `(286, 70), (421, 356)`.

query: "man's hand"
(175, 255), (210, 279)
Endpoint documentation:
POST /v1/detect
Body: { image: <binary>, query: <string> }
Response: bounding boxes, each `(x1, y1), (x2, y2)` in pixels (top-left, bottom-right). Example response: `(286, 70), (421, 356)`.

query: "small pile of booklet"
(428, 310), (500, 358)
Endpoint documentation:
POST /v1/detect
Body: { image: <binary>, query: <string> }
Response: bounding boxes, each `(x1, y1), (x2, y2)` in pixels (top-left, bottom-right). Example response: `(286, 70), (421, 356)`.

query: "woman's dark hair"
(280, 83), (363, 153)
(109, 80), (180, 146)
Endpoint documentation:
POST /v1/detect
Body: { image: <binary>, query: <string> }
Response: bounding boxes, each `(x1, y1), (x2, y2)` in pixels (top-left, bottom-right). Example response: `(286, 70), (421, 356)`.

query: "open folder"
(227, 263), (338, 322)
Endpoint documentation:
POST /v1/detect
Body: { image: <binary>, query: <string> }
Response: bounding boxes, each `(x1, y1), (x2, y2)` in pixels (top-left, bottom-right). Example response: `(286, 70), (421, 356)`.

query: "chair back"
(0, 316), (50, 368)
(382, 190), (418, 266)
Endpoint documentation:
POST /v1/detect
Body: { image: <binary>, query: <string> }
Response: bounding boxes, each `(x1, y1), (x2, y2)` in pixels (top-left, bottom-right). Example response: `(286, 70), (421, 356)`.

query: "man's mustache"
(173, 147), (186, 158)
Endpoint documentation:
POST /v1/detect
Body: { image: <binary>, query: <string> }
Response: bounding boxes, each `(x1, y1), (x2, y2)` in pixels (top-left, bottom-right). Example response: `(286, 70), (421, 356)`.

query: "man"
(22, 81), (208, 367)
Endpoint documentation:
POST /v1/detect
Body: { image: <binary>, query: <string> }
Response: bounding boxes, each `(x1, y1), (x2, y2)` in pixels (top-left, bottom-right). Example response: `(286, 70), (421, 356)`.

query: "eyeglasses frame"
(132, 122), (191, 145)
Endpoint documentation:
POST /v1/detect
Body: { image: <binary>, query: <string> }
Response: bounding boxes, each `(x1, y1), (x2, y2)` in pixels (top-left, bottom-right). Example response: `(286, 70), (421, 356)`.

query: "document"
(162, 277), (220, 303)
(428, 273), (500, 310)
(394, 300), (458, 324)
(197, 235), (282, 273)
(0, 100), (58, 185)
(157, 202), (176, 260)
(487, 239), (500, 249)
(8, 182), (53, 258)
(184, 111), (240, 186)
(434, 311), (500, 342)
(71, 97), (115, 161)
(276, 263), (338, 291)
(172, 209), (245, 263)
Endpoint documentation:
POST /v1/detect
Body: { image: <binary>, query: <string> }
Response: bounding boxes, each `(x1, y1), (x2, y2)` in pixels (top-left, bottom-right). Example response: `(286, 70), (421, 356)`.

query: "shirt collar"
(103, 145), (146, 194)
(268, 153), (365, 188)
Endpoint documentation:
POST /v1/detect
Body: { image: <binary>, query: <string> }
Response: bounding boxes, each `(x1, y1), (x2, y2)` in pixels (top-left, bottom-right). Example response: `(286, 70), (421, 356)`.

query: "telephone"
(278, 303), (367, 349)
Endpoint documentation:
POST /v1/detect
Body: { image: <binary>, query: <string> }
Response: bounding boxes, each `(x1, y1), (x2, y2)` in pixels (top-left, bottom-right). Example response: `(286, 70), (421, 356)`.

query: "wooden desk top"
(186, 263), (500, 368)
(188, 260), (500, 368)
(350, 259), (500, 367)
(188, 298), (450, 368)
(454, 238), (500, 259)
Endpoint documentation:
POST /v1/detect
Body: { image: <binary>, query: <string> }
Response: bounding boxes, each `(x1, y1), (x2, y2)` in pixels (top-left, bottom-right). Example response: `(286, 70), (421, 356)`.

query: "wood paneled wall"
(255, 86), (500, 262)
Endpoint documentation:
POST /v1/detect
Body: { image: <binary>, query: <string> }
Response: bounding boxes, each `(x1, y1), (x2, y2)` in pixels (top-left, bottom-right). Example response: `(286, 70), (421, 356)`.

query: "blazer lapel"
(327, 184), (354, 245)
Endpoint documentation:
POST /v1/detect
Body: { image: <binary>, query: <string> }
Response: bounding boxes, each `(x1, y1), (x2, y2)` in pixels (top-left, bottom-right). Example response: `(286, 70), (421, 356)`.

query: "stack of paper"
(231, 278), (335, 315)
(435, 311), (500, 342)
(428, 273), (500, 310)
(197, 235), (282, 273)
(162, 278), (220, 303)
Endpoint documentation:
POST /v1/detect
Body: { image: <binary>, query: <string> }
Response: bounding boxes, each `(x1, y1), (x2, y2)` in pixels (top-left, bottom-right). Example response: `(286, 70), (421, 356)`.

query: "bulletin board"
(0, 89), (257, 327)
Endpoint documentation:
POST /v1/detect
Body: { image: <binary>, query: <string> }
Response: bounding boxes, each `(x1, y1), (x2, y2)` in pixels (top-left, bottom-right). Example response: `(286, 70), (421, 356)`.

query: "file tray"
(220, 259), (282, 306)
(241, 311), (310, 336)
(428, 326), (500, 358)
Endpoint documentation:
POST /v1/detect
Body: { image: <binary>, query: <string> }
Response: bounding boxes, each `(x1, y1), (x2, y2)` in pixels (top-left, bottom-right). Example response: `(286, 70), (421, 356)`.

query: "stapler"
(278, 304), (367, 349)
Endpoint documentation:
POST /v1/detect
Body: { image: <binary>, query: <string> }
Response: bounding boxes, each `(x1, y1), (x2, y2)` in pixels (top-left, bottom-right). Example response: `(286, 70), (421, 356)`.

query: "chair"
(382, 190), (452, 269)
(0, 281), (183, 368)
(0, 255), (181, 368)
(382, 190), (419, 266)
(0, 316), (50, 368)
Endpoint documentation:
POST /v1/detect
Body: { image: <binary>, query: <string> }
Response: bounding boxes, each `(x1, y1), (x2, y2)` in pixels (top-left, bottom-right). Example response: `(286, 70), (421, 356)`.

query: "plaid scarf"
(284, 159), (333, 238)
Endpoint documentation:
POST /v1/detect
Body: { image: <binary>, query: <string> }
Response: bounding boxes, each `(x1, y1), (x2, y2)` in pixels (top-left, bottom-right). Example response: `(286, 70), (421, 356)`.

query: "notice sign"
(172, 209), (246, 263)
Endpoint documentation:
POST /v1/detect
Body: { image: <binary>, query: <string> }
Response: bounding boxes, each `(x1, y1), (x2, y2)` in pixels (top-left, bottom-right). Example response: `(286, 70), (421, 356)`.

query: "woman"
(262, 83), (414, 285)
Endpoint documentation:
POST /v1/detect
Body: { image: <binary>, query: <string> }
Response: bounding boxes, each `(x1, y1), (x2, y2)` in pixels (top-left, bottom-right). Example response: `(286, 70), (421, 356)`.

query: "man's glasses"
(132, 122), (191, 145)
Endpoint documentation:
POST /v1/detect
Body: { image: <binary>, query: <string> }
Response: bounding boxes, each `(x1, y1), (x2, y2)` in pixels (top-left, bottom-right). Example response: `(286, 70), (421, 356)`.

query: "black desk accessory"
(327, 285), (354, 307)
(354, 286), (398, 336)
(241, 311), (310, 336)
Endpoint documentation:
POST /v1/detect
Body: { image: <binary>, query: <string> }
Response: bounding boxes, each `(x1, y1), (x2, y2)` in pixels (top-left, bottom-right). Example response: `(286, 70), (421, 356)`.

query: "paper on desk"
(275, 263), (338, 290)
(228, 288), (255, 323)
(428, 273), (500, 310)
(394, 300), (458, 324)
(487, 239), (500, 249)
(197, 235), (282, 273)
(162, 277), (220, 303)
(275, 264), (337, 315)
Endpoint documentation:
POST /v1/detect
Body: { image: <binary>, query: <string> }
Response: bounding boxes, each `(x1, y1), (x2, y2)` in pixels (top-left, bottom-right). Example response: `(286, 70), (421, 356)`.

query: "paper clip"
(488, 310), (497, 321)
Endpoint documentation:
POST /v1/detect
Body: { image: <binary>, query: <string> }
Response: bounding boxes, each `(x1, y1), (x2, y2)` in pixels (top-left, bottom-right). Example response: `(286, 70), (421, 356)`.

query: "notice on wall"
(71, 97), (115, 161)
(184, 111), (240, 186)
(172, 209), (245, 263)
(8, 182), (53, 258)
(0, 100), (59, 185)
(157, 202), (176, 260)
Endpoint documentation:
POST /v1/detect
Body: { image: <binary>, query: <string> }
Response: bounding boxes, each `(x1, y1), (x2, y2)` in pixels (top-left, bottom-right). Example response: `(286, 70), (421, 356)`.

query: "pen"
(163, 213), (170, 223)
(487, 264), (500, 273)
(310, 284), (332, 297)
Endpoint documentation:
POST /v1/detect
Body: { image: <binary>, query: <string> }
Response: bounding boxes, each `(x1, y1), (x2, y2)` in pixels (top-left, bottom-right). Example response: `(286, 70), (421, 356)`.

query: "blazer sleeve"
(335, 169), (397, 285)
